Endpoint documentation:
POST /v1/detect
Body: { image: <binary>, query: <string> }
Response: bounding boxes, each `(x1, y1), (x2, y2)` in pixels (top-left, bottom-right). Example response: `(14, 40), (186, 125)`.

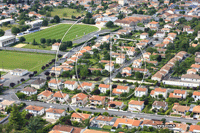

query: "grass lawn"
(50, 8), (86, 19)
(0, 51), (54, 72)
(23, 44), (52, 50)
(0, 71), (6, 75)
(24, 24), (98, 44)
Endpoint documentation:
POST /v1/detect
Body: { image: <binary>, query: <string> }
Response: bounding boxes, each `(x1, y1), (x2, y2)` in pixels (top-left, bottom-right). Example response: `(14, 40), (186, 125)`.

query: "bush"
(16, 92), (26, 99)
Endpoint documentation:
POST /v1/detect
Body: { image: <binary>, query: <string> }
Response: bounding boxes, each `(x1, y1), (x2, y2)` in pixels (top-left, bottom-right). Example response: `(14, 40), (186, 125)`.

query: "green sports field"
(24, 24), (98, 43)
(0, 51), (54, 72)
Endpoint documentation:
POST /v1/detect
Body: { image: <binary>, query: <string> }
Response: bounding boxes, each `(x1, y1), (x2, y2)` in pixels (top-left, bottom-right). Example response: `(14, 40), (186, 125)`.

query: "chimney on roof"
(153, 121), (155, 124)
(126, 119), (127, 122)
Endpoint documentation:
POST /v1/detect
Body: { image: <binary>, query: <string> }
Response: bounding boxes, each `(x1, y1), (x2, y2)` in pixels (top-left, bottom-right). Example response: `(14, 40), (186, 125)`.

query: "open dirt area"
(14, 44), (27, 48)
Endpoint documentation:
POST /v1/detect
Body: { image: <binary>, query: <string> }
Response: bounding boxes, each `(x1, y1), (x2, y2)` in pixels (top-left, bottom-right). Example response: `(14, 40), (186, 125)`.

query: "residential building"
(152, 101), (168, 111)
(150, 88), (168, 98)
(21, 87), (37, 96)
(48, 79), (62, 89)
(98, 84), (110, 93)
(187, 69), (197, 75)
(121, 67), (132, 77)
(108, 101), (124, 109)
(50, 67), (63, 75)
(71, 93), (88, 106)
(116, 55), (125, 64)
(0, 100), (15, 109)
(105, 63), (114, 72)
(134, 87), (148, 97)
(64, 80), (78, 90)
(77, 82), (95, 91)
(189, 125), (200, 133)
(31, 78), (46, 89)
(112, 85), (129, 95)
(113, 118), (141, 129)
(37, 90), (54, 101)
(141, 120), (163, 128)
(25, 105), (45, 116)
(172, 103), (190, 115)
(71, 113), (91, 122)
(192, 91), (200, 102)
(140, 33), (149, 39)
(191, 64), (200, 72)
(132, 59), (142, 68)
(51, 125), (84, 133)
(192, 106), (200, 119)
(53, 91), (69, 103)
(169, 90), (187, 99)
(89, 95), (106, 106)
(145, 21), (159, 29)
(165, 122), (188, 133)
(128, 100), (145, 111)
(51, 43), (60, 50)
(90, 115), (117, 128)
(46, 108), (65, 119)
(181, 74), (200, 83)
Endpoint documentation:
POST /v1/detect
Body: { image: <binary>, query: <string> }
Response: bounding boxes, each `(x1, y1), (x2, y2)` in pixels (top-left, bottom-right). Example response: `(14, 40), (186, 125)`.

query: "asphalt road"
(22, 100), (200, 125)
(0, 47), (66, 55)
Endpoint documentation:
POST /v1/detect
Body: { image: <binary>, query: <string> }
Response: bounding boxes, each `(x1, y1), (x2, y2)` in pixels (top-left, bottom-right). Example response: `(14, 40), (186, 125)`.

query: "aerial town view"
(0, 0), (200, 132)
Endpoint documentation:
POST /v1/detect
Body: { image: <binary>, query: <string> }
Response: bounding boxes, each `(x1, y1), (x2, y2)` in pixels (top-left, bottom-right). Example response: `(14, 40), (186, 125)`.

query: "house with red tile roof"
(192, 106), (200, 119)
(46, 108), (65, 119)
(165, 122), (188, 132)
(145, 21), (159, 29)
(189, 125), (200, 133)
(140, 33), (149, 39)
(152, 101), (168, 111)
(141, 120), (163, 128)
(192, 91), (200, 102)
(113, 118), (141, 129)
(53, 91), (69, 103)
(128, 100), (145, 111)
(48, 79), (62, 89)
(98, 84), (110, 93)
(71, 113), (91, 122)
(108, 101), (124, 109)
(21, 87), (37, 96)
(134, 87), (148, 97)
(64, 80), (78, 90)
(172, 103), (190, 115)
(121, 67), (132, 77)
(89, 95), (106, 106)
(169, 90), (187, 99)
(71, 93), (88, 106)
(51, 125), (84, 133)
(77, 82), (95, 92)
(37, 90), (54, 101)
(132, 59), (142, 68)
(112, 85), (129, 95)
(25, 105), (45, 116)
(150, 88), (168, 98)
(90, 115), (117, 128)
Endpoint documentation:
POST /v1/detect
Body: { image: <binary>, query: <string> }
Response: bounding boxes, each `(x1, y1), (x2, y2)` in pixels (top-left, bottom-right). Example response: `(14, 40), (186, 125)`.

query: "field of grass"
(0, 51), (54, 72)
(22, 44), (52, 50)
(50, 8), (86, 19)
(24, 24), (98, 44)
